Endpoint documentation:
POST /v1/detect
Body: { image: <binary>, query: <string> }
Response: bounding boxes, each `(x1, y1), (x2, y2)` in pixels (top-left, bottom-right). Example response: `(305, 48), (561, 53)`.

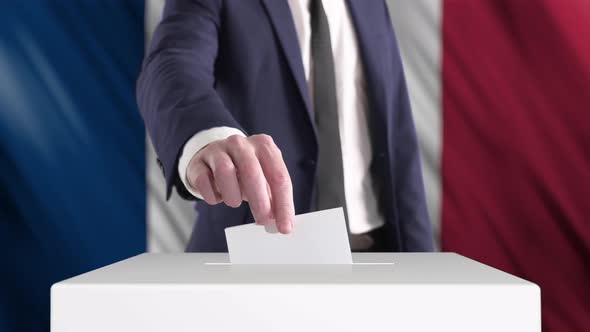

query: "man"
(137, 0), (434, 252)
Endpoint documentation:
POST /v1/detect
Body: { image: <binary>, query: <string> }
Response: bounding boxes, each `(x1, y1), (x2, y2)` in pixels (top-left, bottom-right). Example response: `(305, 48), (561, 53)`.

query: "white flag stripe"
(387, 0), (442, 248)
(145, 0), (195, 253)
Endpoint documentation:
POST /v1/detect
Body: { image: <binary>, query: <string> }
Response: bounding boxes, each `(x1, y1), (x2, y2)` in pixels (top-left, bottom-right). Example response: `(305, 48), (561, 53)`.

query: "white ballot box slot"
(52, 253), (541, 332)
(203, 262), (395, 265)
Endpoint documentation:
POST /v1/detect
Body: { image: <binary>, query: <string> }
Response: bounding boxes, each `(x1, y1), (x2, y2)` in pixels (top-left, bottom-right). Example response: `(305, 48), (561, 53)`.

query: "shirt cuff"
(177, 127), (246, 199)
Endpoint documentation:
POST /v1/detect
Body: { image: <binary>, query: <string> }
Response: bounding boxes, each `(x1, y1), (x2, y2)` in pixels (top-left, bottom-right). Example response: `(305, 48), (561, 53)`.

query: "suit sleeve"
(137, 0), (244, 200)
(384, 3), (435, 252)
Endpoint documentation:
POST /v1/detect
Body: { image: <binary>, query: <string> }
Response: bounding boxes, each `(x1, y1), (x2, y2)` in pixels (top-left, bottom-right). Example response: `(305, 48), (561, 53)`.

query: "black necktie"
(310, 0), (348, 220)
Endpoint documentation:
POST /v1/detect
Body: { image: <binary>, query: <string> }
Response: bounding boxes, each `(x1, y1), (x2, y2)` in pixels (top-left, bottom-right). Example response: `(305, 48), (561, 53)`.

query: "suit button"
(299, 159), (316, 169)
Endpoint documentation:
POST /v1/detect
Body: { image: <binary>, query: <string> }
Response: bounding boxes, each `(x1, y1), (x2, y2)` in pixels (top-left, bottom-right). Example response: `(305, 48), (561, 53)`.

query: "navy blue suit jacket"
(137, 0), (434, 252)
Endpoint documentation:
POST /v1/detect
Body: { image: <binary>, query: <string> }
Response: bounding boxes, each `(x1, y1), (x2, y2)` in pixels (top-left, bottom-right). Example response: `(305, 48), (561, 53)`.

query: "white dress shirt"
(178, 0), (384, 234)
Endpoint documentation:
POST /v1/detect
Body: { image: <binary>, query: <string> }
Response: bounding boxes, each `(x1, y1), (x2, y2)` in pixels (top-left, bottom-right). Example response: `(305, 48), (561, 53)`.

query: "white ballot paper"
(225, 207), (352, 264)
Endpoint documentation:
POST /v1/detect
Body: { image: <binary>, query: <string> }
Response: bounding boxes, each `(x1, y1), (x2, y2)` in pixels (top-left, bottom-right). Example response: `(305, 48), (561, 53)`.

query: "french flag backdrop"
(1, 1), (588, 331)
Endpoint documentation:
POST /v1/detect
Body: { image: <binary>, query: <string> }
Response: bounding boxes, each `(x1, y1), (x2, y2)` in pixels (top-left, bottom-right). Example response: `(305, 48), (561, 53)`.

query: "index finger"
(254, 136), (294, 234)
(225, 137), (273, 225)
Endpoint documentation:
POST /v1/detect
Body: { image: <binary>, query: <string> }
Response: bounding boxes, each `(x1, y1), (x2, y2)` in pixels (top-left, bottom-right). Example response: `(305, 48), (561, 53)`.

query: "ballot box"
(51, 253), (540, 332)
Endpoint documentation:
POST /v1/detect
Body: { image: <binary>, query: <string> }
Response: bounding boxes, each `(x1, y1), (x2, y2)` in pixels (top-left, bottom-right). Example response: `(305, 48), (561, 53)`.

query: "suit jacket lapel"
(346, 0), (388, 136)
(260, 0), (312, 120)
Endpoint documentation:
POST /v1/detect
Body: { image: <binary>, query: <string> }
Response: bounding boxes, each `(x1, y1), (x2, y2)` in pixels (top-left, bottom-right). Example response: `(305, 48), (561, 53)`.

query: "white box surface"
(52, 253), (540, 332)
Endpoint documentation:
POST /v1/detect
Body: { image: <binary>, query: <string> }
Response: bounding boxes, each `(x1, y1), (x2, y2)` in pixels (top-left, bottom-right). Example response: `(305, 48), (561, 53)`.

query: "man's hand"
(186, 134), (295, 234)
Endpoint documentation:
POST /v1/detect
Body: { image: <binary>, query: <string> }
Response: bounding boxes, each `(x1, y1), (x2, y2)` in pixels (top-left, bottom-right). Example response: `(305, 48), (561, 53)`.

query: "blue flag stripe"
(0, 2), (145, 331)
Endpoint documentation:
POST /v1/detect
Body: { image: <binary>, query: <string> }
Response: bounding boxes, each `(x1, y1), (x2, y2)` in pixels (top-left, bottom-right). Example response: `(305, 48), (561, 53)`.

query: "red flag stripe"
(442, 1), (590, 331)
